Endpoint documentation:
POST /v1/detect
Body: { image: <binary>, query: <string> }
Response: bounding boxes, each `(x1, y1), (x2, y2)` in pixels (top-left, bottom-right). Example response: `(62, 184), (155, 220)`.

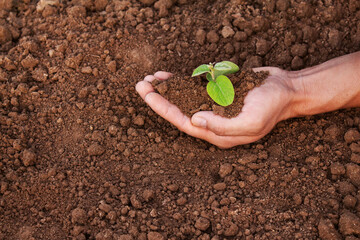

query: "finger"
(142, 92), (253, 146)
(144, 93), (214, 138)
(154, 71), (173, 80)
(207, 134), (266, 149)
(144, 92), (199, 134)
(191, 111), (255, 136)
(135, 80), (154, 100)
(144, 92), (186, 125)
(144, 75), (156, 82)
(137, 75), (219, 141)
(144, 92), (215, 137)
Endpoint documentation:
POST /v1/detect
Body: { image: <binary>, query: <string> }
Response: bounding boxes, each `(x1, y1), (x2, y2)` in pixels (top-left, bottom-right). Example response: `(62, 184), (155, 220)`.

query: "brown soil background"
(1, 0), (360, 239)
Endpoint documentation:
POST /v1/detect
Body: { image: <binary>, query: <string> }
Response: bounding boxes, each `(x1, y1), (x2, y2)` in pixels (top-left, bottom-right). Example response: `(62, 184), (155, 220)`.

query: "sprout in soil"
(191, 61), (239, 107)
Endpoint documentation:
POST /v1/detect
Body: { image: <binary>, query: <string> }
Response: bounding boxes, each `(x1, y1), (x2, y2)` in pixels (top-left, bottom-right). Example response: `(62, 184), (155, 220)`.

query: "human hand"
(136, 68), (295, 148)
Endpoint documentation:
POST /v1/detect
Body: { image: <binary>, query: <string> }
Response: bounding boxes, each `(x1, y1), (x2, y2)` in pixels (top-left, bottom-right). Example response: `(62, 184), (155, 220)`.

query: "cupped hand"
(135, 68), (295, 148)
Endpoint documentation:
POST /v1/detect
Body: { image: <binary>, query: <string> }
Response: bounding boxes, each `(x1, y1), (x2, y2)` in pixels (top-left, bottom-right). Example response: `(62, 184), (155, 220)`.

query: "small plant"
(191, 61), (239, 106)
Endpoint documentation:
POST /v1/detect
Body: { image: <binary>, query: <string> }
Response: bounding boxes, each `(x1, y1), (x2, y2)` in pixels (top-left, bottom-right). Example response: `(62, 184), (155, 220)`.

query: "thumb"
(191, 111), (242, 136)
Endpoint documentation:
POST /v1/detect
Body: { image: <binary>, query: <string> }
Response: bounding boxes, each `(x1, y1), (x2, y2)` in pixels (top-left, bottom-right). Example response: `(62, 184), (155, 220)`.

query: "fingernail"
(192, 117), (207, 128)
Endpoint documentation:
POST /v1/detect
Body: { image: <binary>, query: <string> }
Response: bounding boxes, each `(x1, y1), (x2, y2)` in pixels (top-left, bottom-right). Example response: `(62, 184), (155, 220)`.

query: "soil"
(1, 0), (360, 240)
(153, 70), (268, 118)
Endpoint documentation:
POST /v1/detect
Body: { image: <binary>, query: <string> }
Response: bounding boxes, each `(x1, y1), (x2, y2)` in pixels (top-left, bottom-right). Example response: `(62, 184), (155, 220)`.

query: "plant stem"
(209, 64), (215, 82)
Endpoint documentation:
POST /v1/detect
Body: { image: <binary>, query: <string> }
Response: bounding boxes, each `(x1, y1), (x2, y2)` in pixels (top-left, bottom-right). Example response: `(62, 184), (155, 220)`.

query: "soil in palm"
(153, 70), (268, 118)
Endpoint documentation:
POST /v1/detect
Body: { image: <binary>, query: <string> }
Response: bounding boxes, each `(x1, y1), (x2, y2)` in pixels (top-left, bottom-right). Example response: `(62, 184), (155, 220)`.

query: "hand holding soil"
(136, 68), (294, 148)
(136, 52), (360, 148)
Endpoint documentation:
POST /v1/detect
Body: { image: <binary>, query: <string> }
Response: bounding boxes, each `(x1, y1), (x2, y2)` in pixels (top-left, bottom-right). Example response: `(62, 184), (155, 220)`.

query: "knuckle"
(176, 115), (188, 132)
(215, 142), (231, 149)
(249, 118), (266, 133)
(220, 142), (236, 149)
(211, 125), (228, 136)
(213, 139), (236, 149)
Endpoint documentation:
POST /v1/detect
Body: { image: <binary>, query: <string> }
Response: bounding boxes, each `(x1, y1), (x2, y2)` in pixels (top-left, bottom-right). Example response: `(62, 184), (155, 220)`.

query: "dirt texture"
(153, 70), (268, 118)
(1, 0), (360, 239)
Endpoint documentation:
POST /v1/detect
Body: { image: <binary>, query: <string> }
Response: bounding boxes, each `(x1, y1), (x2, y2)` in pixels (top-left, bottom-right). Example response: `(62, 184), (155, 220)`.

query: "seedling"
(191, 61), (239, 106)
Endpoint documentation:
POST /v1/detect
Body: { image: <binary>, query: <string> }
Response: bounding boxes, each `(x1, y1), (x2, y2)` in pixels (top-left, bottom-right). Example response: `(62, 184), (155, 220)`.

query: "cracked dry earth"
(1, 0), (360, 239)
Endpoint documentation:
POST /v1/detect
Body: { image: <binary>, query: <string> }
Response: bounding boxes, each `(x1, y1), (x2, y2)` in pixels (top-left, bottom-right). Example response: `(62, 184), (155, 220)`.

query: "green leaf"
(214, 61), (239, 73)
(213, 61), (239, 78)
(192, 64), (210, 77)
(206, 72), (214, 82)
(206, 75), (234, 106)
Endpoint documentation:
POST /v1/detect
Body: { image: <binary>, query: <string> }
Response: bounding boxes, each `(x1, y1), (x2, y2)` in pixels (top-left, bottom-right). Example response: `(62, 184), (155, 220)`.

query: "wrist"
(286, 52), (360, 118)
